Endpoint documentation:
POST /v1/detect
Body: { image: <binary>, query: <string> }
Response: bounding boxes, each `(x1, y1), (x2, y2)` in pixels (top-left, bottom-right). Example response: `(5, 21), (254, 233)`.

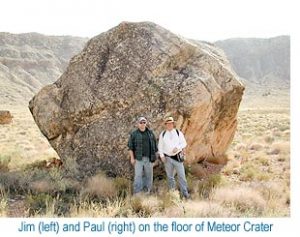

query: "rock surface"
(29, 22), (244, 178)
(0, 110), (13, 124)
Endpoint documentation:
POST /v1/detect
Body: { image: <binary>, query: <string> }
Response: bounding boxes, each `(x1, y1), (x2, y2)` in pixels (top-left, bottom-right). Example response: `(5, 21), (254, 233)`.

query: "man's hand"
(129, 150), (136, 166)
(172, 147), (179, 153)
(160, 155), (166, 163)
(130, 157), (136, 166)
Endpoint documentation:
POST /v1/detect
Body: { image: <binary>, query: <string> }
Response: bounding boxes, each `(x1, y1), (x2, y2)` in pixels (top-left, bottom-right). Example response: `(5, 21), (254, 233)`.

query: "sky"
(0, 0), (295, 42)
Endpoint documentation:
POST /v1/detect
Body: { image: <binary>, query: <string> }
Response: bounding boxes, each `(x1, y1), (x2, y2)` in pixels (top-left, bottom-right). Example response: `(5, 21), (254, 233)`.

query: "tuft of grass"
(114, 177), (131, 199)
(29, 180), (55, 193)
(129, 194), (162, 217)
(239, 163), (256, 181)
(264, 135), (274, 144)
(222, 159), (241, 176)
(62, 156), (80, 178)
(69, 197), (128, 217)
(130, 194), (151, 217)
(81, 173), (117, 201)
(0, 155), (11, 172)
(159, 190), (182, 209)
(212, 186), (267, 216)
(249, 143), (264, 151)
(257, 156), (270, 166)
(0, 186), (8, 216)
(198, 174), (224, 198)
(267, 142), (290, 155)
(25, 193), (54, 216)
(25, 193), (71, 217)
(184, 201), (232, 217)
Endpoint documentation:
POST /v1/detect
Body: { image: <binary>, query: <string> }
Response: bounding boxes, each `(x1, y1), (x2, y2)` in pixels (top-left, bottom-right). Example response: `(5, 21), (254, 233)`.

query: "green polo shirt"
(128, 128), (158, 161)
(140, 130), (151, 157)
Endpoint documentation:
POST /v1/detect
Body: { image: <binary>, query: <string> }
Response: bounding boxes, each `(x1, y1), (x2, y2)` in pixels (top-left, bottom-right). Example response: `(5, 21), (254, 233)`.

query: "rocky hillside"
(215, 36), (290, 85)
(215, 36), (290, 108)
(0, 32), (87, 106)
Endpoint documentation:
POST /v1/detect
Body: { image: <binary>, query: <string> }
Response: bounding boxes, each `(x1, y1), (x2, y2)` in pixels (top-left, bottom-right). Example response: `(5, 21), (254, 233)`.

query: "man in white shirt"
(158, 116), (190, 199)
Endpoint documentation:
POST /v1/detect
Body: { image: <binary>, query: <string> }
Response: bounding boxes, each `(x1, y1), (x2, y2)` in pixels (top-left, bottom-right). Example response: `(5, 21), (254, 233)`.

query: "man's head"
(164, 116), (175, 131)
(137, 116), (147, 131)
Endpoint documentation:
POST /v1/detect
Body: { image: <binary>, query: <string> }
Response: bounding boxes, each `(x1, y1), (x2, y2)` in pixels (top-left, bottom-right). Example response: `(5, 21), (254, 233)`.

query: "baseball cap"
(138, 116), (147, 123)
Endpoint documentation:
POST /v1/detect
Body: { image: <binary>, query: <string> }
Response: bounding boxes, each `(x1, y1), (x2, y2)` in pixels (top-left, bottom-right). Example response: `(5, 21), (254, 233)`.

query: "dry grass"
(0, 102), (290, 217)
(81, 173), (117, 200)
(130, 194), (161, 217)
(69, 197), (127, 217)
(184, 201), (232, 217)
(211, 186), (267, 216)
(0, 106), (59, 170)
(0, 186), (7, 216)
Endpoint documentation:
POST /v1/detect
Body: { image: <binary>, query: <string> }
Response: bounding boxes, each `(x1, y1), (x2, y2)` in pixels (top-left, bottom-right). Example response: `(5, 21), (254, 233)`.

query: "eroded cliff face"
(29, 22), (244, 178)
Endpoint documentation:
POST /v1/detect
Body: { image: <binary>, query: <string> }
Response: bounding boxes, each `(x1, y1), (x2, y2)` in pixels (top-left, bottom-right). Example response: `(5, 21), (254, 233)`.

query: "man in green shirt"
(128, 116), (158, 194)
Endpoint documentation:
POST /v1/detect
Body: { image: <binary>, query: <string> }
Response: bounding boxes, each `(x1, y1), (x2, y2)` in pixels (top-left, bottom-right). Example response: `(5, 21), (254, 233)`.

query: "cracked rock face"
(29, 22), (244, 178)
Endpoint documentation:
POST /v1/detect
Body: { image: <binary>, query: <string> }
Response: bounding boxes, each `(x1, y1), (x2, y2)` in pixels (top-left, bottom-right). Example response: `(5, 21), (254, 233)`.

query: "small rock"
(0, 110), (13, 124)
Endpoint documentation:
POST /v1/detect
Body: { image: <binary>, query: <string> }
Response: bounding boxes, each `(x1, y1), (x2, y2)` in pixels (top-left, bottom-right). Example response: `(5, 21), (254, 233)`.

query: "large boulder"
(29, 22), (244, 178)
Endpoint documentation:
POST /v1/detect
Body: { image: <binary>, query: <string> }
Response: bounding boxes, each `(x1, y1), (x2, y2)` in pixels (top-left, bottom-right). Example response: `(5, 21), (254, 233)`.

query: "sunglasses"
(139, 121), (147, 124)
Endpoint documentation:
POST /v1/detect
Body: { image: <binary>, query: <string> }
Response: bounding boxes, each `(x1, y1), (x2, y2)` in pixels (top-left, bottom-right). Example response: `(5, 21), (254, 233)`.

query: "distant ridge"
(0, 32), (87, 106)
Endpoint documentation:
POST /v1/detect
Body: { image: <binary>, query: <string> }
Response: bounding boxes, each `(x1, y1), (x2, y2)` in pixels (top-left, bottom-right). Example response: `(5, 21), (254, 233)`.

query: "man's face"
(138, 120), (147, 131)
(165, 122), (174, 130)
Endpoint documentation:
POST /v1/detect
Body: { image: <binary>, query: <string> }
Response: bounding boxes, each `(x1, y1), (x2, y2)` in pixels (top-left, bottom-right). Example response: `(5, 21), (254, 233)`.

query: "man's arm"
(179, 131), (187, 150)
(158, 132), (166, 162)
(129, 150), (136, 165)
(152, 131), (158, 153)
(128, 132), (136, 165)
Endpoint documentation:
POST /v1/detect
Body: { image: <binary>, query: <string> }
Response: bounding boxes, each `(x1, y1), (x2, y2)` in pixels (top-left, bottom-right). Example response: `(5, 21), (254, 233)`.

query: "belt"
(164, 154), (179, 162)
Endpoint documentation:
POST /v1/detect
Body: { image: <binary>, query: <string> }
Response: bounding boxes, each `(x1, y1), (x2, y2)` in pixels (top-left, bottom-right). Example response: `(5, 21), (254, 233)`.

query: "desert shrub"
(130, 194), (160, 217)
(0, 155), (11, 172)
(114, 177), (131, 198)
(212, 186), (266, 216)
(81, 173), (117, 201)
(264, 135), (274, 144)
(155, 206), (184, 217)
(257, 156), (270, 166)
(26, 192), (71, 217)
(222, 159), (241, 176)
(184, 201), (232, 217)
(130, 195), (146, 216)
(1, 162), (75, 194)
(0, 186), (7, 217)
(235, 143), (247, 151)
(69, 197), (129, 217)
(62, 156), (80, 178)
(239, 163), (271, 181)
(29, 180), (55, 193)
(249, 143), (264, 151)
(159, 190), (182, 210)
(26, 193), (54, 216)
(0, 170), (31, 193)
(239, 164), (256, 181)
(268, 142), (290, 155)
(198, 174), (223, 198)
